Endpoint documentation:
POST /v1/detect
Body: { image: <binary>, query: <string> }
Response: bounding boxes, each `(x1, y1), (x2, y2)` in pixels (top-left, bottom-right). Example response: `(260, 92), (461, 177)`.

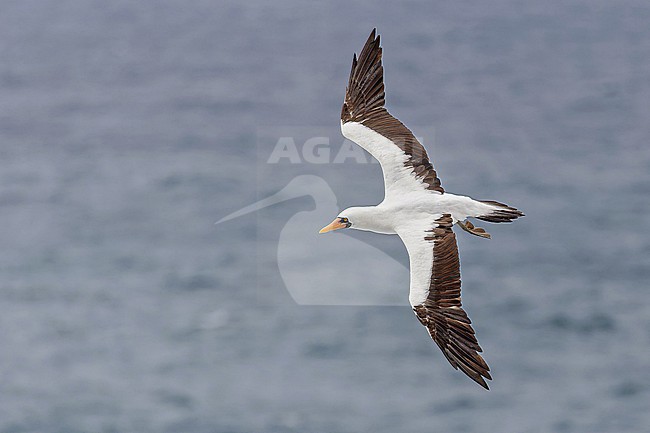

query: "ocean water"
(1, 0), (649, 432)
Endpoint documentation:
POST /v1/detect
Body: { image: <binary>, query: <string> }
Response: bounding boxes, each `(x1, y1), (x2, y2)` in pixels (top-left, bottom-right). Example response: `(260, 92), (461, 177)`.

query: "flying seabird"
(319, 29), (524, 389)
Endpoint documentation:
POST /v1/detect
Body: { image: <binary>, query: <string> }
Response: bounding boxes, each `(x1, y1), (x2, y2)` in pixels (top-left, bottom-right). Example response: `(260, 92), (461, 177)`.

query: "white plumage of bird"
(319, 29), (524, 389)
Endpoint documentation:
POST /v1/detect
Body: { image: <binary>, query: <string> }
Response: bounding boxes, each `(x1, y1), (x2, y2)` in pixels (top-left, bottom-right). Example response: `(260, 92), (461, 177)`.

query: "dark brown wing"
(413, 214), (492, 389)
(341, 29), (444, 194)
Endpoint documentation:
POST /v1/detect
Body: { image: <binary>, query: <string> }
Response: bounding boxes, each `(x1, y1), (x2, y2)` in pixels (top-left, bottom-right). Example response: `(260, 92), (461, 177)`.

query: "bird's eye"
(340, 217), (348, 223)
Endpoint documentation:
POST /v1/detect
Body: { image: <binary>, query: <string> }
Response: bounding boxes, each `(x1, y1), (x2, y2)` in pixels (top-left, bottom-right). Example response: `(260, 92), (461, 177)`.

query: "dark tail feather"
(476, 200), (524, 223)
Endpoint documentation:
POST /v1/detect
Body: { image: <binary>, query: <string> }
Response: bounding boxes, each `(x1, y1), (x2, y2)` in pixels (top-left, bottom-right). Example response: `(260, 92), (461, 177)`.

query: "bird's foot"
(457, 220), (491, 239)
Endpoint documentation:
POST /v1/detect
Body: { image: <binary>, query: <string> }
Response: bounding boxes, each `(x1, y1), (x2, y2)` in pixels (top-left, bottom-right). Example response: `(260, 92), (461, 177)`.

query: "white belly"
(380, 192), (494, 231)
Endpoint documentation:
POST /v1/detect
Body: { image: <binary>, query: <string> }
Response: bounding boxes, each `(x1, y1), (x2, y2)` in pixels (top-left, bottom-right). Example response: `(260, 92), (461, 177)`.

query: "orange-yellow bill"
(319, 219), (347, 234)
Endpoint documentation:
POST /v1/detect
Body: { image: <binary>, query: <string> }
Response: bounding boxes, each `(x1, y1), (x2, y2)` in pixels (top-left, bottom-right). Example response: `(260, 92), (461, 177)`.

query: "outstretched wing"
(397, 214), (492, 389)
(340, 29), (444, 198)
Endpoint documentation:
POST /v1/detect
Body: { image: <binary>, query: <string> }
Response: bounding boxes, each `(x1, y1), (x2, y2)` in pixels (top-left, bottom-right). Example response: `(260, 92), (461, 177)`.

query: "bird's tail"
(476, 200), (524, 223)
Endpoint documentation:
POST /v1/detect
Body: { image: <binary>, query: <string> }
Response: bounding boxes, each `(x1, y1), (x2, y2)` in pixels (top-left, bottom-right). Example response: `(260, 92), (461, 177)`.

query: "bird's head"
(319, 215), (352, 234)
(319, 207), (374, 233)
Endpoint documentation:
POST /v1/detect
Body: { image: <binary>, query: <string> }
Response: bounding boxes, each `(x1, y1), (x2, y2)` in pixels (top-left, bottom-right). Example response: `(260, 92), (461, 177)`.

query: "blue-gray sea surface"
(1, 1), (649, 432)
